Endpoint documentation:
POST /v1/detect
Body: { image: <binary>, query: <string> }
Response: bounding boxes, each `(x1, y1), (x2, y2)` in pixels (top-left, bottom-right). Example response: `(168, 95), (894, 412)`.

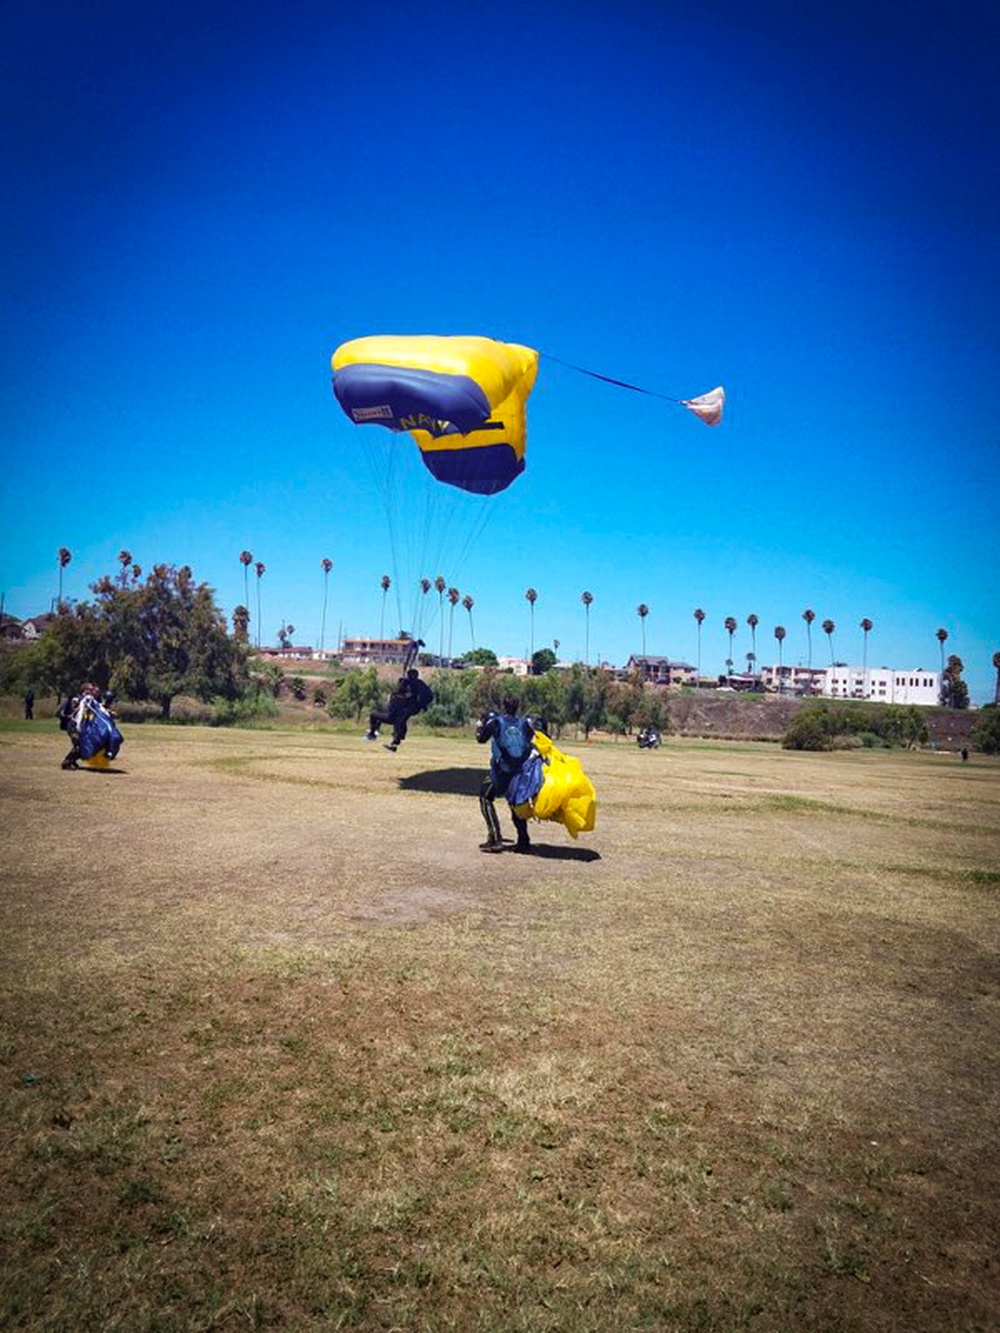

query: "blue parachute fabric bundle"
(505, 752), (544, 809)
(78, 708), (123, 761)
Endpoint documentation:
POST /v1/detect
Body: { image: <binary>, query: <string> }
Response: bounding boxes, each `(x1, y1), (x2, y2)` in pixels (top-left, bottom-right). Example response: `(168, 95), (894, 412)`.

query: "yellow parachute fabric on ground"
(511, 731), (596, 838)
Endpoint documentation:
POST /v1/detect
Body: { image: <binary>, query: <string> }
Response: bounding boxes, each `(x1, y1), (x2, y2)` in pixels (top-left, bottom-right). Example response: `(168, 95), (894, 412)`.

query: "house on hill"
(624, 655), (698, 686)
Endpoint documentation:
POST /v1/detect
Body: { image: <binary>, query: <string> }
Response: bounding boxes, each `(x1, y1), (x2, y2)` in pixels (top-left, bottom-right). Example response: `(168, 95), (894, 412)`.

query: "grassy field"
(1, 720), (998, 1331)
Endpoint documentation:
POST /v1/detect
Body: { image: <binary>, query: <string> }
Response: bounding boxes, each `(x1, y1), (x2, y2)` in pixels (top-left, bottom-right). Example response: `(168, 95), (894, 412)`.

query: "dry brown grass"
(1, 721), (998, 1331)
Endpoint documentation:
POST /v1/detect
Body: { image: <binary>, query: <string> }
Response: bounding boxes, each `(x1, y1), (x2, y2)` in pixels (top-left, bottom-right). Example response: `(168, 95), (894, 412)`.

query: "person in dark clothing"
(59, 682), (98, 769)
(365, 676), (413, 751)
(476, 695), (534, 853)
(23, 691), (34, 720)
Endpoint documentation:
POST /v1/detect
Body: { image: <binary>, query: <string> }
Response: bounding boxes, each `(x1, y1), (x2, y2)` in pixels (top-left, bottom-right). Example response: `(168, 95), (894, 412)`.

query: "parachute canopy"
(332, 335), (539, 496)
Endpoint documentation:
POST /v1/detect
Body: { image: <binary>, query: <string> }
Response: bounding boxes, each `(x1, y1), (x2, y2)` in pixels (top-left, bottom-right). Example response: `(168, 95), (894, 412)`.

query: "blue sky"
(3, 0), (998, 699)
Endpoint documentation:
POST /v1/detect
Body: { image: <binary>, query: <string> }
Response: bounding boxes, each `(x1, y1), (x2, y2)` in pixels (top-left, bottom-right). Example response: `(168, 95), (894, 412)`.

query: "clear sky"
(3, 0), (998, 699)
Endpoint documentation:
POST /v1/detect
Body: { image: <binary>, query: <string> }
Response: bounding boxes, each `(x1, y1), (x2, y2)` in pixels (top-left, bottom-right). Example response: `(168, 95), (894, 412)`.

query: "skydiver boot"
(512, 813), (532, 853)
(479, 790), (504, 851)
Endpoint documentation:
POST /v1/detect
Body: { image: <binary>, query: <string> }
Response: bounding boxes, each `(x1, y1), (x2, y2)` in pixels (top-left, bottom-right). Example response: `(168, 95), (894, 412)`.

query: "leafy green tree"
(462, 646), (497, 666)
(328, 667), (383, 720)
(31, 564), (246, 716)
(972, 705), (1000, 754)
(940, 654), (969, 709)
(531, 647), (557, 675)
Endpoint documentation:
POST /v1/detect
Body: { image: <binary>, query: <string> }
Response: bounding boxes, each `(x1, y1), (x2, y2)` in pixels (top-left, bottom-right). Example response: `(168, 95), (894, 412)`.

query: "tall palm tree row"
(56, 547), (72, 611)
(821, 618), (836, 666)
(693, 608), (705, 682)
(581, 591), (594, 665)
(525, 587), (538, 659)
(724, 616), (737, 676)
(447, 587), (460, 659)
(254, 562), (265, 648)
(860, 617), (873, 679)
(379, 574), (391, 640)
(774, 625), (786, 689)
(320, 558), (333, 652)
(435, 575), (446, 664)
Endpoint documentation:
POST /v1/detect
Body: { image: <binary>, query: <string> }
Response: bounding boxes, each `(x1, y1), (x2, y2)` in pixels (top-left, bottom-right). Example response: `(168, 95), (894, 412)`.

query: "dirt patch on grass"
(1, 725), (998, 1330)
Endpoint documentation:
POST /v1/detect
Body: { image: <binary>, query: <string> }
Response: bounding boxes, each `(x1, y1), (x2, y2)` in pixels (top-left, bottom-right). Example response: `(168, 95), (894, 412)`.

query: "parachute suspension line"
(538, 350), (683, 404)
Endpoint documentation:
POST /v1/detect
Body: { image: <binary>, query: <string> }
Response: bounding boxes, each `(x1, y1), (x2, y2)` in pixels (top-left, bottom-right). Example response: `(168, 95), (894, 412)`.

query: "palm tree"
(254, 562), (266, 647)
(435, 575), (446, 664)
(56, 547), (71, 611)
(319, 558), (333, 653)
(993, 650), (1000, 706)
(693, 608), (705, 684)
(130, 563), (141, 584)
(637, 603), (649, 656)
(774, 625), (786, 691)
(379, 574), (391, 639)
(724, 616), (737, 676)
(117, 549), (132, 588)
(525, 588), (538, 658)
(860, 617), (873, 692)
(240, 550), (253, 628)
(233, 605), (250, 642)
(747, 613), (759, 676)
(936, 628), (948, 676)
(447, 587), (460, 659)
(581, 591), (594, 664)
(462, 593), (475, 648)
(802, 608), (815, 669)
(822, 618), (836, 665)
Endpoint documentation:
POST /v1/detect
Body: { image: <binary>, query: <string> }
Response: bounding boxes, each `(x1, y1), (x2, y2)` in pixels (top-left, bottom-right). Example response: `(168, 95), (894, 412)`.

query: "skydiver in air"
(476, 695), (535, 853)
(365, 676), (412, 751)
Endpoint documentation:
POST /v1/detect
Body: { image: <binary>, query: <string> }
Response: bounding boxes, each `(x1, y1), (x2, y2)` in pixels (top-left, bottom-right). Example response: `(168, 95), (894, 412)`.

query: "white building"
(823, 666), (940, 706)
(759, 664), (825, 695)
(761, 664), (941, 705)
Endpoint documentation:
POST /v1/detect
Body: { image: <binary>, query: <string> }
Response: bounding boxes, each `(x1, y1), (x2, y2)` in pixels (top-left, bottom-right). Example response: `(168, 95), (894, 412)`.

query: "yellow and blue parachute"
(331, 335), (539, 496)
(509, 731), (596, 838)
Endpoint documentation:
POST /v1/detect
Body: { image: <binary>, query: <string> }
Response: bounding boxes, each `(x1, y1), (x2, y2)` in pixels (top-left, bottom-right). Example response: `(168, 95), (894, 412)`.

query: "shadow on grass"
(518, 842), (601, 862)
(399, 767), (484, 796)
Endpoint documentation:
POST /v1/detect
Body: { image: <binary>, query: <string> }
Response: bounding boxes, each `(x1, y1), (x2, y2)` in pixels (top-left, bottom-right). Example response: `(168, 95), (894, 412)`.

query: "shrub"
(783, 701), (928, 751)
(973, 705), (1000, 754)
